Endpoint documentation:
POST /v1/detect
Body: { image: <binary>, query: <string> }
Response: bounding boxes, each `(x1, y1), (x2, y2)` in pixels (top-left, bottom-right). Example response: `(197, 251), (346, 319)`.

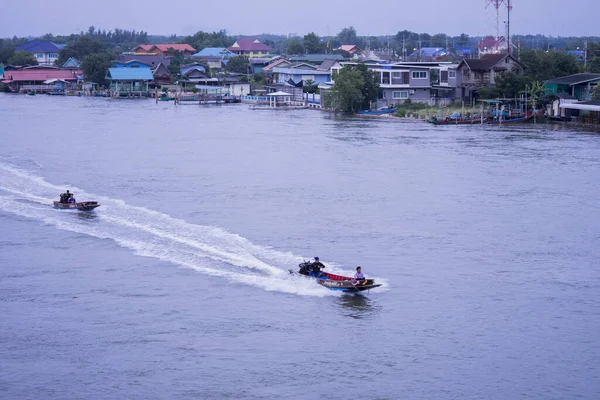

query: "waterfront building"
(15, 40), (66, 65)
(227, 38), (272, 58)
(105, 67), (154, 96)
(1, 66), (81, 93)
(288, 54), (345, 65)
(272, 63), (332, 87)
(544, 73), (600, 101)
(457, 53), (524, 101)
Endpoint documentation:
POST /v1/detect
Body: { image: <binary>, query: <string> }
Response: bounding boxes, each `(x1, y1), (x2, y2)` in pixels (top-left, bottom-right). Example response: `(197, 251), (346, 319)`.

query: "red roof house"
(133, 44), (195, 56)
(2, 67), (82, 92)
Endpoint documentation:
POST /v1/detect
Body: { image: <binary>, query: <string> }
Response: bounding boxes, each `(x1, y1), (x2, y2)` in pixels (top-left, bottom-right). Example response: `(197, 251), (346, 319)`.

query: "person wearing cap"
(354, 266), (365, 280)
(310, 257), (326, 276)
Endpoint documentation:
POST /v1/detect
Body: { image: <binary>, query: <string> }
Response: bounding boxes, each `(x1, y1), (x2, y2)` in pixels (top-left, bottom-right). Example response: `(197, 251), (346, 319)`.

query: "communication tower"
(484, 0), (513, 54)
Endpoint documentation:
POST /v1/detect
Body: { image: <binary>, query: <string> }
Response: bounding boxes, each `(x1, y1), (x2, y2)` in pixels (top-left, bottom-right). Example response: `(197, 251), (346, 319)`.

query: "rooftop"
(106, 68), (154, 81)
(228, 38), (272, 52)
(16, 39), (65, 53)
(546, 73), (600, 86)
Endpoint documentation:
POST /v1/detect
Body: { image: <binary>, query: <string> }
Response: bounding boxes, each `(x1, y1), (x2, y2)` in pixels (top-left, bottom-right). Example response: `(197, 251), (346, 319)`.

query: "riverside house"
(456, 53), (524, 102)
(328, 61), (460, 108)
(105, 67), (154, 97)
(1, 66), (81, 93)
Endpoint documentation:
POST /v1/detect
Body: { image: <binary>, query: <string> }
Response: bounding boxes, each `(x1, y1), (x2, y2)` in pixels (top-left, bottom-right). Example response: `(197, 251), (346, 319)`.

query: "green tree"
(587, 43), (600, 73)
(287, 38), (304, 55)
(0, 48), (15, 64)
(430, 33), (447, 48)
(458, 33), (470, 47)
(327, 63), (380, 113)
(337, 26), (358, 46)
(494, 71), (523, 98)
(303, 32), (322, 53)
(82, 52), (113, 86)
(183, 30), (231, 51)
(592, 84), (600, 100)
(58, 36), (105, 64)
(303, 79), (319, 94)
(519, 49), (580, 81)
(7, 51), (37, 66)
(225, 56), (250, 74)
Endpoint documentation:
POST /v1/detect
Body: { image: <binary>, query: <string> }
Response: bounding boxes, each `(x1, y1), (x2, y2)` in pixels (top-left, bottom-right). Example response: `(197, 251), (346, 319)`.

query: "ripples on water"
(1, 95), (599, 399)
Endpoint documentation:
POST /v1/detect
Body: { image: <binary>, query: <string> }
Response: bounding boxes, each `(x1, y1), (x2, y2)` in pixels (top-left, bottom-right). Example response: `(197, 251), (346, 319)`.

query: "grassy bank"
(395, 101), (480, 119)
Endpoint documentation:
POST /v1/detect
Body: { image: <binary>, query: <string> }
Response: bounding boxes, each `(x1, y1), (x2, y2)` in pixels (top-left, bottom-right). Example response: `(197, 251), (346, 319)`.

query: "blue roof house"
(16, 39), (66, 65)
(410, 47), (450, 60)
(105, 68), (154, 96)
(62, 57), (81, 69)
(191, 48), (236, 70)
(112, 60), (152, 69)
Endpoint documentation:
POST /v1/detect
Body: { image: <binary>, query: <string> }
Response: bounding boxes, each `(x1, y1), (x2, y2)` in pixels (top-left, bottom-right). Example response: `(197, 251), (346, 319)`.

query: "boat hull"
(317, 278), (382, 292)
(53, 201), (101, 211)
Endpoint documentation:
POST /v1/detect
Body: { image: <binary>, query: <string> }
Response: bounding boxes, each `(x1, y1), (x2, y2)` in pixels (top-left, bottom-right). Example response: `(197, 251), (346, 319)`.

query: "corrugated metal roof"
(546, 73), (600, 86)
(16, 39), (65, 53)
(106, 68), (154, 81)
(228, 38), (272, 52)
(192, 47), (236, 57)
(2, 69), (81, 82)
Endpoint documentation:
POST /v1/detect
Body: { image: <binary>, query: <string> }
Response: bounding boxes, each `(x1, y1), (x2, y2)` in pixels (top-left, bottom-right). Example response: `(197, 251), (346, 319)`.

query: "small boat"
(53, 201), (101, 211)
(429, 117), (487, 125)
(291, 261), (381, 292)
(357, 107), (397, 115)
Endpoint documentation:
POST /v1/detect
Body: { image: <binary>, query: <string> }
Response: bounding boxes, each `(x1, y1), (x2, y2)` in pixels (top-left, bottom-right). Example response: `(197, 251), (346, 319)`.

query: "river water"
(1, 94), (599, 400)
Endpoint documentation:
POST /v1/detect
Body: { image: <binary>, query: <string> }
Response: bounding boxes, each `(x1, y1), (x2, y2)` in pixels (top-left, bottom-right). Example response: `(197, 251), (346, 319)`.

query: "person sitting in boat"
(354, 266), (365, 281)
(309, 257), (326, 277)
(59, 190), (71, 203)
(68, 193), (76, 203)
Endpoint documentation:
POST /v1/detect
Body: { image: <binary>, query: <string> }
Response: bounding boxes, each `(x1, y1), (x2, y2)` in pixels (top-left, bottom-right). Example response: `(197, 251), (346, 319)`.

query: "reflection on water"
(336, 293), (381, 319)
(76, 211), (98, 221)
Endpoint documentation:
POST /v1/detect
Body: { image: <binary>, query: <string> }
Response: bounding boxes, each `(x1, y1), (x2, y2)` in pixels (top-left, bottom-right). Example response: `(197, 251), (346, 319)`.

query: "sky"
(1, 0), (597, 38)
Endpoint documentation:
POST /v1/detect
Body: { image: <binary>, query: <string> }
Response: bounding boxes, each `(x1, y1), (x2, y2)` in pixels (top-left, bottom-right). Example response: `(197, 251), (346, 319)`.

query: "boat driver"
(310, 257), (326, 277)
(60, 190), (71, 203)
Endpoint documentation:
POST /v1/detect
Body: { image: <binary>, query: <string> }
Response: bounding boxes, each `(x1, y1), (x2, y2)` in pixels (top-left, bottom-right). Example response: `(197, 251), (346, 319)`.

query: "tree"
(337, 26), (358, 46)
(303, 79), (319, 94)
(58, 36), (105, 64)
(458, 33), (470, 47)
(7, 51), (37, 66)
(225, 56), (250, 74)
(183, 30), (231, 51)
(0, 48), (15, 64)
(303, 32), (322, 54)
(287, 38), (304, 55)
(82, 52), (113, 86)
(592, 84), (600, 100)
(326, 63), (380, 113)
(519, 49), (580, 81)
(587, 42), (600, 73)
(494, 71), (523, 98)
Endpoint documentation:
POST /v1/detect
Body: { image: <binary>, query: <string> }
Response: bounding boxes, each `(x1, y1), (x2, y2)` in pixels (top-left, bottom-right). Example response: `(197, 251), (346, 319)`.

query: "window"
(392, 91), (409, 99)
(441, 71), (448, 83)
(412, 71), (427, 79)
(35, 53), (44, 59)
(49, 53), (57, 59)
(448, 71), (456, 78)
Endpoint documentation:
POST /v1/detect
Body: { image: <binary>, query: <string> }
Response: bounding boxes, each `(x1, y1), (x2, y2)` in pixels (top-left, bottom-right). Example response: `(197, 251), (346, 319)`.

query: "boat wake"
(0, 162), (337, 296)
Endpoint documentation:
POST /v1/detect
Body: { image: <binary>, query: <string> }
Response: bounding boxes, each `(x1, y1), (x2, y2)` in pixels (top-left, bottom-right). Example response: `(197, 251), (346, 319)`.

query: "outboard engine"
(298, 261), (313, 276)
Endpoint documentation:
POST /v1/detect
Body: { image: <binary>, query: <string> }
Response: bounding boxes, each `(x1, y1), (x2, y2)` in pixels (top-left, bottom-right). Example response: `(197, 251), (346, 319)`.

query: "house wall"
(379, 87), (432, 107)
(34, 52), (58, 65)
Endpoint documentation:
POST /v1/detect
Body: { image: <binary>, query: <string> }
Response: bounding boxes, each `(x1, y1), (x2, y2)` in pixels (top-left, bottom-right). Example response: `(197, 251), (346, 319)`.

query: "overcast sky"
(1, 0), (596, 38)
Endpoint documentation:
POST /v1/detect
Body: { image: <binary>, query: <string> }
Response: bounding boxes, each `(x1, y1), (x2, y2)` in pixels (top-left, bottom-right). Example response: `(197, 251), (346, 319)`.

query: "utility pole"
(584, 38), (588, 69)
(507, 0), (511, 55)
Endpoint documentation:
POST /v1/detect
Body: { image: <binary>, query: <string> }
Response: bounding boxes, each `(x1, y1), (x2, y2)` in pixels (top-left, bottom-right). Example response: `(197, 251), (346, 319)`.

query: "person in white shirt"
(354, 266), (365, 280)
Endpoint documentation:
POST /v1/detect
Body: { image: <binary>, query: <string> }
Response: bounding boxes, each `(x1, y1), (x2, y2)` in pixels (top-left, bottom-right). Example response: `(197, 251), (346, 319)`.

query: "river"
(1, 94), (599, 400)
